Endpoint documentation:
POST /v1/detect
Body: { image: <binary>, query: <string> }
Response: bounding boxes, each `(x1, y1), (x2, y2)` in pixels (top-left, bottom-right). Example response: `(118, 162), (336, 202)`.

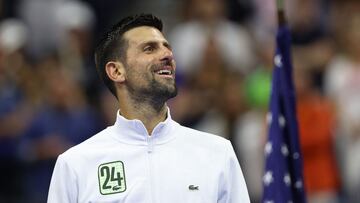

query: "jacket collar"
(110, 108), (177, 145)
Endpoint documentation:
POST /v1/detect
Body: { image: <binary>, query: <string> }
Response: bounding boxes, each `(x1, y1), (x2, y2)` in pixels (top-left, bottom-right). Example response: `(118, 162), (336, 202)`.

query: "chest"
(75, 145), (222, 203)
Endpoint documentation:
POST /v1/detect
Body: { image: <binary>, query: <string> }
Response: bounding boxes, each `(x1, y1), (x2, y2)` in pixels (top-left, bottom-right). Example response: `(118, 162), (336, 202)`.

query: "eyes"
(143, 45), (155, 53)
(142, 42), (172, 54)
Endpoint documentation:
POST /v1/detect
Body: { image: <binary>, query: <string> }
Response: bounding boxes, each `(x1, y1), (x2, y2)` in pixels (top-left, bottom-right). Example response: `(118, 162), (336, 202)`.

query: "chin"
(168, 87), (178, 99)
(162, 87), (178, 99)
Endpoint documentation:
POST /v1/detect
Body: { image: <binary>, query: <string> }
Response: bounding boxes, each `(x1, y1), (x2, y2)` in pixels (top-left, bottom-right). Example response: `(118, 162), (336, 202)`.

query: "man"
(47, 14), (250, 203)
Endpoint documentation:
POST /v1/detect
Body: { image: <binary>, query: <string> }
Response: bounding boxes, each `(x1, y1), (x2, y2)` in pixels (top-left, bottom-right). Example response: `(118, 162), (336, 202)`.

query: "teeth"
(157, 70), (171, 75)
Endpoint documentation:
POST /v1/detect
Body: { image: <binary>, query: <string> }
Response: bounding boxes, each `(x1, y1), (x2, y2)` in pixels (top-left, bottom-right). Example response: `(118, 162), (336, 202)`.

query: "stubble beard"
(125, 65), (178, 111)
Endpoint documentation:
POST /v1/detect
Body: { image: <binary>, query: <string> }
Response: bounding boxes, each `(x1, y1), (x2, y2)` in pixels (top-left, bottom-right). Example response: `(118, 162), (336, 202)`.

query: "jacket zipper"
(147, 135), (155, 203)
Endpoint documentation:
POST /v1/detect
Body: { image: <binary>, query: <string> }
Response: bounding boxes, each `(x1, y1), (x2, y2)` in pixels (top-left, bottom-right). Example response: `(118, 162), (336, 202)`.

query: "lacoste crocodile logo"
(188, 185), (199, 190)
(113, 185), (121, 191)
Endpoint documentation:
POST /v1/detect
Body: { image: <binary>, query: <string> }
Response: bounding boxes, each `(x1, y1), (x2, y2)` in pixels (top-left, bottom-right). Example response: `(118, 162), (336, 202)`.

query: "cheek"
(125, 53), (157, 79)
(126, 62), (153, 83)
(127, 55), (153, 71)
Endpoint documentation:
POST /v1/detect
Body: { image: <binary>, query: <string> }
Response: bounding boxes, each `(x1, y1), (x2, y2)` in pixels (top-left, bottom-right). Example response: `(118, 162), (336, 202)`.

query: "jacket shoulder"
(176, 124), (232, 150)
(59, 127), (112, 160)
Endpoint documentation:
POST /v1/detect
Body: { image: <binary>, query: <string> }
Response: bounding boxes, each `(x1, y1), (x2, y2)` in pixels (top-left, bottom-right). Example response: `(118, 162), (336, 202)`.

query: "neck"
(119, 97), (168, 135)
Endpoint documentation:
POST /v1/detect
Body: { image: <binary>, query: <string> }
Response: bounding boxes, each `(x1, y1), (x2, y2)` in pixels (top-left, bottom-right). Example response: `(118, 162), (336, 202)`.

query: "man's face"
(122, 26), (177, 102)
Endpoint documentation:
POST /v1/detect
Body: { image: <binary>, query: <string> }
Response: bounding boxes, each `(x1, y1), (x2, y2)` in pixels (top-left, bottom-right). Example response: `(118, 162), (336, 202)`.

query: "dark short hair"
(94, 14), (163, 98)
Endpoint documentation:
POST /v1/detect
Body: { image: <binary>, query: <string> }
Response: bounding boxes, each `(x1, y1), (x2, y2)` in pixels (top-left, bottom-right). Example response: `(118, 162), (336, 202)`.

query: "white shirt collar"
(111, 108), (177, 145)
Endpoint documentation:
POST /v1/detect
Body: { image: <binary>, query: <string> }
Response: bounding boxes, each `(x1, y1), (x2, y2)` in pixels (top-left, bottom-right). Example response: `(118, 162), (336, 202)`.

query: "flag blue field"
(261, 24), (307, 203)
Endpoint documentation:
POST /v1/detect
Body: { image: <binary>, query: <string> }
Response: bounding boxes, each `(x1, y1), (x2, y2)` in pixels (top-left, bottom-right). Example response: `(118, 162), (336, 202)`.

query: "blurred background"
(0, 0), (359, 202)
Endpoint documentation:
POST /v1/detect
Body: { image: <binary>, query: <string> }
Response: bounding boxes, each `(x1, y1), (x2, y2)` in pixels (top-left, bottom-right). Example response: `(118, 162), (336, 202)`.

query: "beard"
(125, 63), (178, 109)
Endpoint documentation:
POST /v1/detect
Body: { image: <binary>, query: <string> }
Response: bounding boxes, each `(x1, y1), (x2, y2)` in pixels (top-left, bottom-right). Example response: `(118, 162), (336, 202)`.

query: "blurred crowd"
(0, 0), (359, 202)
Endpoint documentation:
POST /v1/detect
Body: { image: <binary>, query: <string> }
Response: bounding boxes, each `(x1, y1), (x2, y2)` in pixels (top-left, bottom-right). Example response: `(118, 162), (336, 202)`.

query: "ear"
(105, 61), (126, 83)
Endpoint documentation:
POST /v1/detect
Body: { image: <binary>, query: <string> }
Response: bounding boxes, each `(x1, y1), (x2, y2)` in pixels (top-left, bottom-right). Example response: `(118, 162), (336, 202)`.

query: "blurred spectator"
(294, 60), (340, 203)
(17, 0), (67, 59)
(56, 0), (95, 81)
(170, 35), (230, 137)
(0, 18), (32, 202)
(169, 0), (256, 80)
(325, 2), (360, 202)
(291, 37), (335, 92)
(19, 55), (102, 202)
(55, 0), (102, 104)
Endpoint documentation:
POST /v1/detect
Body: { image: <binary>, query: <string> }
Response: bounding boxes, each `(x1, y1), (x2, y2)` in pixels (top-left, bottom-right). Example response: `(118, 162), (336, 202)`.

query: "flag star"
(265, 142), (273, 156)
(274, 54), (283, 67)
(293, 152), (299, 159)
(281, 144), (289, 156)
(266, 112), (272, 125)
(288, 201), (293, 203)
(279, 115), (286, 127)
(295, 180), (303, 189)
(283, 173), (291, 186)
(264, 200), (274, 203)
(263, 171), (274, 186)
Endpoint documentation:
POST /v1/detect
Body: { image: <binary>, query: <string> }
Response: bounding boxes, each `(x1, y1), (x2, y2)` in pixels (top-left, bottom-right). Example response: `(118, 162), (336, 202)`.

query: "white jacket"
(47, 110), (250, 203)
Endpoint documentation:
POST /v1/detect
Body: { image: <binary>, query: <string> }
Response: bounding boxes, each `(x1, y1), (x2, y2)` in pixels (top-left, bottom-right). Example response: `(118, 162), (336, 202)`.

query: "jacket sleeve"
(218, 141), (251, 203)
(47, 154), (78, 203)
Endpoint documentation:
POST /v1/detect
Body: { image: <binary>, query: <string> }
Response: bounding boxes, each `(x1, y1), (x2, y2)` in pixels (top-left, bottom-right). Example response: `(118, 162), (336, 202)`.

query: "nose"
(160, 47), (174, 62)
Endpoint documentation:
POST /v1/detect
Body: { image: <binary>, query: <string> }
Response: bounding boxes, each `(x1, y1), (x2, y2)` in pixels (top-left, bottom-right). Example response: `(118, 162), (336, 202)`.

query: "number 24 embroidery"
(98, 161), (126, 195)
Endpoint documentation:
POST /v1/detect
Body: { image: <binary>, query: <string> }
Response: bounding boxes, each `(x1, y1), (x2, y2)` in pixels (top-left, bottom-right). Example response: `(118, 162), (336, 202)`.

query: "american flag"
(261, 25), (307, 203)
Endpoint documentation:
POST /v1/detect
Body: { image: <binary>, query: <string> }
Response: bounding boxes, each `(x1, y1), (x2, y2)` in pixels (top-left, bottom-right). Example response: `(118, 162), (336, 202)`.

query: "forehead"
(123, 26), (167, 45)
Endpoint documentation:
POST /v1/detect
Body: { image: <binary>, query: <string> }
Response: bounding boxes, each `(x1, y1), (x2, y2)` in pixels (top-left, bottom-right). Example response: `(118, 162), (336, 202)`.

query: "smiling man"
(47, 14), (250, 203)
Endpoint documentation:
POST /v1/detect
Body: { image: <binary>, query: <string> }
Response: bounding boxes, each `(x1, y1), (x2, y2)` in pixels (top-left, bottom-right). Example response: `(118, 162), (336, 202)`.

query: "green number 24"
(100, 166), (123, 189)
